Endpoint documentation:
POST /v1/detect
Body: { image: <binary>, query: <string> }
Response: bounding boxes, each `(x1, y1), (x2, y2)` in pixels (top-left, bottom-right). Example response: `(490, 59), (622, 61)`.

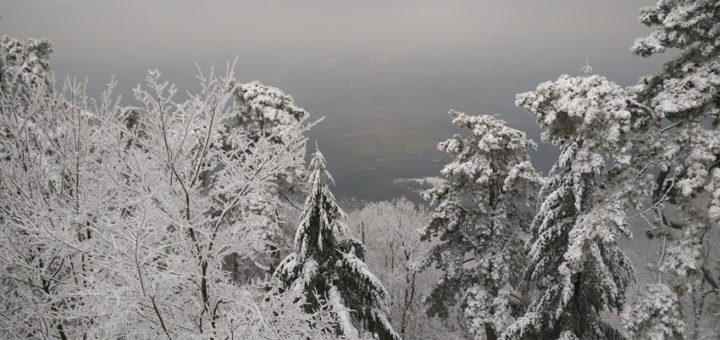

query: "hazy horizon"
(2, 0), (672, 200)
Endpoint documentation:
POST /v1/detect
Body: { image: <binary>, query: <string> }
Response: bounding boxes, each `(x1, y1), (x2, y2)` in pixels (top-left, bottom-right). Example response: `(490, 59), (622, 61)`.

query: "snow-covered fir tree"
(502, 73), (650, 339)
(273, 146), (401, 340)
(421, 110), (542, 340)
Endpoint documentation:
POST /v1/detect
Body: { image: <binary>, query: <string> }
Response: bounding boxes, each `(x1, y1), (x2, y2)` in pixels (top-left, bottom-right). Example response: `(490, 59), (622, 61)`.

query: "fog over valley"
(3, 0), (669, 199)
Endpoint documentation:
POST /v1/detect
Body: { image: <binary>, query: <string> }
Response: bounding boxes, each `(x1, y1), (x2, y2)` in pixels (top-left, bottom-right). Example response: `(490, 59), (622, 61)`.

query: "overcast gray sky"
(2, 0), (671, 200)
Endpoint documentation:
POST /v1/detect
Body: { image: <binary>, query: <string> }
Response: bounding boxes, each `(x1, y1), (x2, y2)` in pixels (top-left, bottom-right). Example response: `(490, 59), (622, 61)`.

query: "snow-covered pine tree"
(631, 0), (720, 248)
(210, 79), (311, 281)
(502, 73), (651, 339)
(225, 80), (309, 193)
(622, 0), (720, 337)
(273, 146), (401, 340)
(499, 1), (720, 338)
(421, 110), (542, 340)
(0, 35), (53, 93)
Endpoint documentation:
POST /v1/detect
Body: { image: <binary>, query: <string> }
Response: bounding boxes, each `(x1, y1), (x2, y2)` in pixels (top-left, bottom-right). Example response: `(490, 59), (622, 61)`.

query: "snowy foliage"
(709, 168), (720, 223)
(421, 110), (542, 339)
(627, 0), (720, 336)
(232, 81), (308, 141)
(273, 148), (400, 340)
(621, 283), (685, 340)
(0, 35), (53, 92)
(0, 37), (334, 339)
(630, 0), (720, 220)
(464, 286), (516, 338)
(632, 0), (719, 61)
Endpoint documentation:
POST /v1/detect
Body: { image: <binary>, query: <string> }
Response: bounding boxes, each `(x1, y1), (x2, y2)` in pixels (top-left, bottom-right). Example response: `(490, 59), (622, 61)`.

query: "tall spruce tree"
(421, 110), (542, 340)
(273, 146), (401, 340)
(502, 73), (645, 340)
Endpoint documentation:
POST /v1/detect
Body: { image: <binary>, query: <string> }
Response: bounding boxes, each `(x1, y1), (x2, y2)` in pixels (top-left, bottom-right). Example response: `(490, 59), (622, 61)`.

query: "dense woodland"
(1, 0), (719, 339)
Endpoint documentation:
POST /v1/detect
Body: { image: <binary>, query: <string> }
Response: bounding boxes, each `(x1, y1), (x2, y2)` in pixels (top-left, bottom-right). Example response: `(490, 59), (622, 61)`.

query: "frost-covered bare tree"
(273, 147), (400, 340)
(0, 38), (107, 338)
(103, 65), (308, 338)
(348, 198), (464, 340)
(421, 111), (542, 340)
(0, 36), (337, 339)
